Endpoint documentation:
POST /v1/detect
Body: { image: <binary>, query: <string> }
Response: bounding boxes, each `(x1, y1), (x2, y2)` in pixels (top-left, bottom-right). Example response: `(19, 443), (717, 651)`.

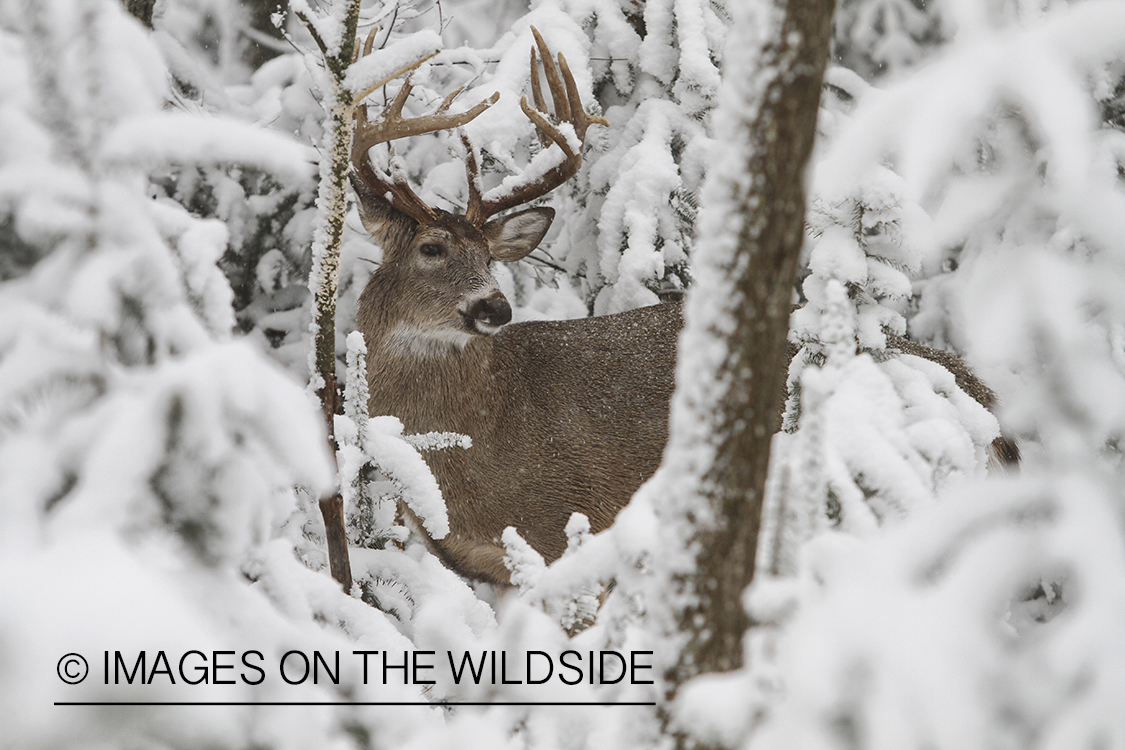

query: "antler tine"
(529, 44), (550, 149)
(557, 53), (609, 139)
(530, 27), (570, 123)
(352, 25), (378, 64)
(460, 131), (483, 215)
(350, 37), (501, 225)
(363, 25), (378, 58)
(351, 77), (411, 166)
(386, 77), (416, 124)
(436, 85), (467, 114)
(466, 27), (608, 223)
(519, 97), (574, 156)
(529, 46), (548, 114)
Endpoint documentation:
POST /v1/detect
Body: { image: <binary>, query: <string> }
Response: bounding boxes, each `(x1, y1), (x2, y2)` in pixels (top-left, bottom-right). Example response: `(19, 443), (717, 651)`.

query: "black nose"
(468, 296), (512, 327)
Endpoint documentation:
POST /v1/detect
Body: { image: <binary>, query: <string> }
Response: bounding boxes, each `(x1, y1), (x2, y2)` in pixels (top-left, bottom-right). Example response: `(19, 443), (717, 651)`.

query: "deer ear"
(483, 207), (554, 262)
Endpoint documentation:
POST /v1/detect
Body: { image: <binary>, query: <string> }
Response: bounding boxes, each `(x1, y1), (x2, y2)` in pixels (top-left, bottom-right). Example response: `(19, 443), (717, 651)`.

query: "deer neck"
(364, 325), (500, 436)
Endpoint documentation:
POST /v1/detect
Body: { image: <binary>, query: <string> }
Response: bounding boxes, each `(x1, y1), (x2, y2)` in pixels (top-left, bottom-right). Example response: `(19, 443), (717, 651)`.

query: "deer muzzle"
(464, 293), (512, 333)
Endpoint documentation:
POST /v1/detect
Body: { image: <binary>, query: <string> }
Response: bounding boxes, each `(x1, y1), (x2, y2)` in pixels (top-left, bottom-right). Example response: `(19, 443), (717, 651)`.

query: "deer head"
(351, 28), (607, 351)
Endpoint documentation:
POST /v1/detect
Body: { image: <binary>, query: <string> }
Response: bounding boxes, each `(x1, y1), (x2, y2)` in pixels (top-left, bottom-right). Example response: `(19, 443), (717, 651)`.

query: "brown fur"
(361, 295), (680, 583)
(358, 268), (1015, 584)
(352, 175), (1015, 586)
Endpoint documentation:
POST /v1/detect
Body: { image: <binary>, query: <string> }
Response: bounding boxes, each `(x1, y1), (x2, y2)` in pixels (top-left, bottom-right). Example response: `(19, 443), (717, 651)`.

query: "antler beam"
(350, 31), (499, 224)
(464, 27), (609, 225)
(350, 26), (607, 228)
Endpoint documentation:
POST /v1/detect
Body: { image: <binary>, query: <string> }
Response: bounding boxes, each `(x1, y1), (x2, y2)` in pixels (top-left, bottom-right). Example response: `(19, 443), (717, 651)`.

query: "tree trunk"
(662, 0), (834, 692)
(301, 0), (363, 593)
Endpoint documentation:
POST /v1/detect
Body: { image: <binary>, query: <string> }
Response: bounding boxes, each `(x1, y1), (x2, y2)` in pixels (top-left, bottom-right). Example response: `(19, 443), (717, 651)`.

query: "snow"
(745, 472), (1125, 750)
(337, 334), (450, 542)
(344, 30), (443, 100)
(101, 113), (316, 183)
(5, 0), (1125, 747)
(363, 417), (451, 540)
(502, 526), (548, 592)
(593, 101), (683, 313)
(809, 225), (868, 284)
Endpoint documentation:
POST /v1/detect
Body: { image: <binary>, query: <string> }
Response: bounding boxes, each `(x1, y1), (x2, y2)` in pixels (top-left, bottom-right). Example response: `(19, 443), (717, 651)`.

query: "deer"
(350, 29), (1017, 585)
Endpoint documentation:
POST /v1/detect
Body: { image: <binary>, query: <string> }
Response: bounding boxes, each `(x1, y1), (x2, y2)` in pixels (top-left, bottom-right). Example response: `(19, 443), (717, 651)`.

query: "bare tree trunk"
(661, 0), (833, 694)
(301, 0), (363, 593)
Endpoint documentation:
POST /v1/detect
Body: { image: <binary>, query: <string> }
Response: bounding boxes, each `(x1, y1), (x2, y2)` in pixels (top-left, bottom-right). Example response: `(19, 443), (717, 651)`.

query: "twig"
(238, 24), (292, 54)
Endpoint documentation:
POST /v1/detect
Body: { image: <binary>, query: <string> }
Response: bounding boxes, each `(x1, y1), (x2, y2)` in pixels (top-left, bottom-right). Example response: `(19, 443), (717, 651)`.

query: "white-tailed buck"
(352, 30), (1016, 584)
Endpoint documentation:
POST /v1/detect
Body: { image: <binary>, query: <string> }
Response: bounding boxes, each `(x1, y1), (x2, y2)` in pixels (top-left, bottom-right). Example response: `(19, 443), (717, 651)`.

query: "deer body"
(359, 291), (680, 582)
(347, 28), (1016, 585)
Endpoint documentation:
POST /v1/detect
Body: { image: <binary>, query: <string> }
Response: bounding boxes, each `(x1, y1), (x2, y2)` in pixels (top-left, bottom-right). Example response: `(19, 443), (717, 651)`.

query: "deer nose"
(468, 296), (512, 327)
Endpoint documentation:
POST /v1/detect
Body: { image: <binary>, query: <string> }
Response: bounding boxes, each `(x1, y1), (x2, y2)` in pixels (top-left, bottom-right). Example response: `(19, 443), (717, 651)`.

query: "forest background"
(2, 0), (1125, 748)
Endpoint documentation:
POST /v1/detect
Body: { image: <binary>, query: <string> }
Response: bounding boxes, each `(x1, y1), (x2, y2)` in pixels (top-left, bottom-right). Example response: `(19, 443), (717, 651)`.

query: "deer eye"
(419, 243), (445, 258)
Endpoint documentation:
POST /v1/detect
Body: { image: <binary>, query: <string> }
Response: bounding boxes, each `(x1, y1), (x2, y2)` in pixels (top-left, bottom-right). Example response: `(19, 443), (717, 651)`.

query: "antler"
(351, 28), (499, 224)
(350, 26), (607, 228)
(463, 27), (609, 225)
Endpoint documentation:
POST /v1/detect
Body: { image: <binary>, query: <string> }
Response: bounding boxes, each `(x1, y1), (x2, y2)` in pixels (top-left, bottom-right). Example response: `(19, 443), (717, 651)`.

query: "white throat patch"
(385, 324), (474, 357)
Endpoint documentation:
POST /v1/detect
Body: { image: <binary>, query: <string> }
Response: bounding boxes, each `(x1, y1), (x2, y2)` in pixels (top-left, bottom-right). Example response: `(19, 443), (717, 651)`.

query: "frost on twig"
(502, 527), (547, 592)
(339, 332), (456, 547)
(402, 431), (472, 451)
(557, 513), (603, 634)
(502, 513), (606, 635)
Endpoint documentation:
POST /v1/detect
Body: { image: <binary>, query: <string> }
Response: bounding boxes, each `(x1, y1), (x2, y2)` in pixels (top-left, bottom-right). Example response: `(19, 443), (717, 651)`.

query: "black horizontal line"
(55, 701), (655, 707)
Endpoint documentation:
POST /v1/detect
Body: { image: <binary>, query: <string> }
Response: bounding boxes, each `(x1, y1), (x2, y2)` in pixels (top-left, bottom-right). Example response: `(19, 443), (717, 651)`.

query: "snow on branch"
(344, 30), (442, 101)
(100, 113), (316, 181)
